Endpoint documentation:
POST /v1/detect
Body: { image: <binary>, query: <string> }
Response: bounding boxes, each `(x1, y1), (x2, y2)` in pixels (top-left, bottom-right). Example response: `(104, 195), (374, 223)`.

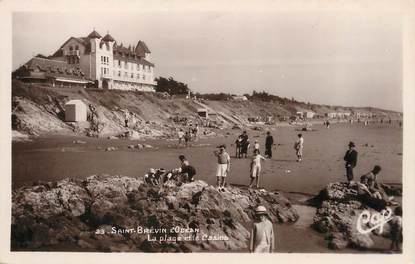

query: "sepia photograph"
(2, 0), (415, 262)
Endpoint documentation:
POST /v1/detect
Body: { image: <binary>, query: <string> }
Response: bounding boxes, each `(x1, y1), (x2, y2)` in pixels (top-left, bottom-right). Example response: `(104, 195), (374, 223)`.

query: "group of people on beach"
(143, 124), (402, 253)
(177, 124), (199, 146)
(144, 154), (197, 185)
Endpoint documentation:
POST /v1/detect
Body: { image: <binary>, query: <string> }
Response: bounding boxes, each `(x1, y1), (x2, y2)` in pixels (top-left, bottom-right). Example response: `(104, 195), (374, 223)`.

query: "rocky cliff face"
(12, 80), (401, 139)
(310, 182), (401, 250)
(12, 175), (299, 252)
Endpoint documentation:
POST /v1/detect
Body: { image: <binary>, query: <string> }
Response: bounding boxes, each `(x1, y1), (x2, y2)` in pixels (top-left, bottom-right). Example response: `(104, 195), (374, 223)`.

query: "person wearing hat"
(249, 205), (275, 253)
(213, 144), (231, 191)
(344, 141), (358, 184)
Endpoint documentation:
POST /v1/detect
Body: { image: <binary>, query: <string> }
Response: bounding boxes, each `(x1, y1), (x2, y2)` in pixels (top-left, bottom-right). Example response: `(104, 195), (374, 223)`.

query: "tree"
(154, 76), (191, 95)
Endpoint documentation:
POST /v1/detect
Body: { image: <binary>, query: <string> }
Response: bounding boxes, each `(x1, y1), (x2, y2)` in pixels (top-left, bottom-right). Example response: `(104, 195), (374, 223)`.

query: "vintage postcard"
(1, 0), (414, 263)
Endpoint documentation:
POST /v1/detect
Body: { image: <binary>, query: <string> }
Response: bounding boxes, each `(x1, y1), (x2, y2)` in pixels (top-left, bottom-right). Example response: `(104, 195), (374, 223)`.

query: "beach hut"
(197, 108), (209, 118)
(305, 111), (315, 119)
(65, 99), (87, 122)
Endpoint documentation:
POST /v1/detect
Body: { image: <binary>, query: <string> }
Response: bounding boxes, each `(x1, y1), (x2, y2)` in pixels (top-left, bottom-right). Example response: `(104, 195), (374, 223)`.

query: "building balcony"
(65, 50), (80, 56)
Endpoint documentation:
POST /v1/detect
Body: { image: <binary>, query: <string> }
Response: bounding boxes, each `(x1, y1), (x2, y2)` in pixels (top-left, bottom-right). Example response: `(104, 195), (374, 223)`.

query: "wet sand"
(13, 122), (402, 193)
(11, 122), (402, 253)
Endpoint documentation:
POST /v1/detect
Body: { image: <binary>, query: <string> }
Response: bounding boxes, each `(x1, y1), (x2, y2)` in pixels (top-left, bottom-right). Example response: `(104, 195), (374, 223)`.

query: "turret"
(88, 30), (102, 53)
(135, 41), (151, 61)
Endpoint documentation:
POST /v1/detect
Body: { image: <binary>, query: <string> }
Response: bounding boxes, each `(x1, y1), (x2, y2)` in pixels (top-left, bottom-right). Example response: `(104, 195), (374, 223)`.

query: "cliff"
(11, 80), (401, 139)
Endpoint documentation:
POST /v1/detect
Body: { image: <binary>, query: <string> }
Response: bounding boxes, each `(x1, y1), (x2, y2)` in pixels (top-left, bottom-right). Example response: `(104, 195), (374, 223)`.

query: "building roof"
(87, 30), (102, 39)
(46, 32), (154, 66)
(18, 57), (89, 80)
(66, 99), (87, 106)
(50, 37), (92, 57)
(102, 33), (115, 42)
(113, 44), (155, 66)
(135, 41), (151, 56)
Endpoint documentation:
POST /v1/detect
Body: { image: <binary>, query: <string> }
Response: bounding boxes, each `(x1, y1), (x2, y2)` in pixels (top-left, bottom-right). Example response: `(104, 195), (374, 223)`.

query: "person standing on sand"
(177, 129), (184, 146)
(240, 131), (249, 158)
(249, 149), (266, 188)
(235, 135), (243, 158)
(253, 140), (260, 154)
(214, 144), (231, 191)
(344, 141), (358, 184)
(265, 131), (274, 158)
(294, 134), (304, 162)
(184, 131), (191, 147)
(249, 206), (275, 253)
(193, 124), (199, 141)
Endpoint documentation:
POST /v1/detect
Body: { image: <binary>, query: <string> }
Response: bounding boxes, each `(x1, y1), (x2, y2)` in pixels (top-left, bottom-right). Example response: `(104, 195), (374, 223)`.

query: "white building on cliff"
(44, 30), (156, 91)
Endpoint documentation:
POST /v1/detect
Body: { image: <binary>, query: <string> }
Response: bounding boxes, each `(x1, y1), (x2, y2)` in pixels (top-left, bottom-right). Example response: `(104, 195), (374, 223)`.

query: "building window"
(75, 45), (79, 50)
(118, 60), (121, 67)
(69, 46), (73, 51)
(131, 73), (134, 78)
(118, 71), (121, 77)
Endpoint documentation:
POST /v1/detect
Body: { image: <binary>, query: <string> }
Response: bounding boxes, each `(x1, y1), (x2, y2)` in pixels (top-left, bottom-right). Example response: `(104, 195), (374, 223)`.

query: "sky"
(12, 10), (403, 112)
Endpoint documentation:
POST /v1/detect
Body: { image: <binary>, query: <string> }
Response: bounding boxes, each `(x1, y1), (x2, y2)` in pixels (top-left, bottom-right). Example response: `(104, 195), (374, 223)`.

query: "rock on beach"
(12, 175), (299, 252)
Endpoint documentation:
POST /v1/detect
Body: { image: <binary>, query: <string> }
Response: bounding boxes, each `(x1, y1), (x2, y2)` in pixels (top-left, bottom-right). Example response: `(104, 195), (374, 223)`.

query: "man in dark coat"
(344, 141), (358, 184)
(265, 131), (274, 158)
(240, 131), (249, 158)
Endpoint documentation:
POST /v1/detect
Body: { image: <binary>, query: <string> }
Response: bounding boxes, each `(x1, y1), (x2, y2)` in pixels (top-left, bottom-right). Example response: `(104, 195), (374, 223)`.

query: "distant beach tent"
(65, 99), (87, 122)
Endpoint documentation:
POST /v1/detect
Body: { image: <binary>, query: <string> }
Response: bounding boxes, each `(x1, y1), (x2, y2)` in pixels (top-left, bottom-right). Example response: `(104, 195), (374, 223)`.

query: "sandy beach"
(11, 121), (402, 253)
(13, 122), (402, 193)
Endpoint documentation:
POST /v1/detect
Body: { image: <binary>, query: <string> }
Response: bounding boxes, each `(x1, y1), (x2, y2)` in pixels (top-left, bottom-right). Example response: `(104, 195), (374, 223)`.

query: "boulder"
(311, 182), (394, 251)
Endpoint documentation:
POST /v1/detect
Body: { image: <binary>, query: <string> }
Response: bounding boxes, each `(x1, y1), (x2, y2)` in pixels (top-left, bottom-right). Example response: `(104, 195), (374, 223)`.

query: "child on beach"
(184, 131), (191, 146)
(177, 129), (184, 146)
(254, 140), (260, 154)
(249, 206), (275, 253)
(249, 149), (266, 188)
(294, 134), (304, 162)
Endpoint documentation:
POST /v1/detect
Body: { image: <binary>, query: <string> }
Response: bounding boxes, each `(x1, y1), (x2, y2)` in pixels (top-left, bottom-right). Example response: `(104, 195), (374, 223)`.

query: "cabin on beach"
(65, 99), (87, 122)
(296, 111), (315, 119)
